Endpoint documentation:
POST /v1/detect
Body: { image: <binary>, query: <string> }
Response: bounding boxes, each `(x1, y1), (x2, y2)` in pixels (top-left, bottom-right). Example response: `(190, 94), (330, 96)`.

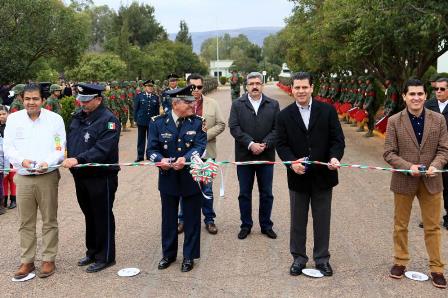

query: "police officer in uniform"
(147, 85), (207, 272)
(161, 73), (179, 114)
(133, 79), (160, 162)
(62, 83), (121, 273)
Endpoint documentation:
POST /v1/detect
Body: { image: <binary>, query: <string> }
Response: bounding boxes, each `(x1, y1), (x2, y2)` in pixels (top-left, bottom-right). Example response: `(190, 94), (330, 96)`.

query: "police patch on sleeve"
(108, 122), (116, 130)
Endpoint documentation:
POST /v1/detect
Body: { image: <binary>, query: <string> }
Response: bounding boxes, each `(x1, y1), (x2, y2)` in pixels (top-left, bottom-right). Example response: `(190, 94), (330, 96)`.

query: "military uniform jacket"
(133, 92), (160, 126)
(67, 104), (121, 177)
(147, 113), (207, 196)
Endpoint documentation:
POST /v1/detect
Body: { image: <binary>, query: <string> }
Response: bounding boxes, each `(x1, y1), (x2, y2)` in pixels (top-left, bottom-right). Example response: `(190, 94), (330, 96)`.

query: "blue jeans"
(236, 164), (274, 230)
(179, 182), (216, 224)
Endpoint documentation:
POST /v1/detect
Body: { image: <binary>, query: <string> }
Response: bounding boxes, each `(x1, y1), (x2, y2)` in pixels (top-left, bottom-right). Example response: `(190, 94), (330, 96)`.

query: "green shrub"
(219, 76), (227, 85)
(60, 96), (76, 128)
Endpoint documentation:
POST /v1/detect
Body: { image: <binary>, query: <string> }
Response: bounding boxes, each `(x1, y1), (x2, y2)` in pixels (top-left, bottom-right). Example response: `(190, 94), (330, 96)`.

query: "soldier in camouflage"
(230, 70), (241, 101)
(43, 84), (62, 114)
(362, 76), (378, 137)
(9, 84), (26, 113)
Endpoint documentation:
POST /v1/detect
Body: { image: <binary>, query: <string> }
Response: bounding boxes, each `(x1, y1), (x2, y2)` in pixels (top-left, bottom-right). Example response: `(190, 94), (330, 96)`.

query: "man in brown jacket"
(384, 78), (448, 289)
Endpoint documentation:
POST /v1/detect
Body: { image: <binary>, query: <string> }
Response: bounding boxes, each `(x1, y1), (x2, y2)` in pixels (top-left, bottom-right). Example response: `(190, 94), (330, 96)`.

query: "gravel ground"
(1, 84), (446, 297)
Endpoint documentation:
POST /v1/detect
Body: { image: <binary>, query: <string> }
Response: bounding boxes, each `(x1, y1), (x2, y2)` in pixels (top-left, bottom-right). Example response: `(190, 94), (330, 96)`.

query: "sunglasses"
(193, 85), (203, 90)
(435, 87), (447, 92)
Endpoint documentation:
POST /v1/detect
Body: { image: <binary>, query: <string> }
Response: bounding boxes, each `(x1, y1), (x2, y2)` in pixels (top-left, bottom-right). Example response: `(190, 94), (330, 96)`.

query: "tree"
(114, 2), (167, 48)
(175, 20), (193, 47)
(0, 0), (90, 82)
(87, 5), (116, 50)
(65, 52), (127, 81)
(141, 41), (207, 81)
(281, 0), (448, 83)
(200, 33), (263, 73)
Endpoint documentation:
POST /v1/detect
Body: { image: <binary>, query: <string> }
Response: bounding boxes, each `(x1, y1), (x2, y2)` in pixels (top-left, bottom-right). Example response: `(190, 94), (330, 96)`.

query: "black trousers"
(74, 174), (118, 263)
(137, 125), (149, 160)
(289, 187), (332, 265)
(161, 193), (202, 260)
(443, 172), (448, 215)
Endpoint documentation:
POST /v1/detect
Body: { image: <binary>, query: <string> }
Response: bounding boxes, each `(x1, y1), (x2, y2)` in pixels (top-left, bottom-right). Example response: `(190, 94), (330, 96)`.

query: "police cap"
(76, 83), (105, 102)
(165, 85), (195, 102)
(143, 79), (155, 86)
(166, 73), (179, 82)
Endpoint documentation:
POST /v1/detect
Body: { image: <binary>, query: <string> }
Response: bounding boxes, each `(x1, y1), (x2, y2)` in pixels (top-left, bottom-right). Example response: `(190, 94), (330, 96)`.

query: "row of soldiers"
(7, 77), (178, 131)
(315, 76), (400, 137)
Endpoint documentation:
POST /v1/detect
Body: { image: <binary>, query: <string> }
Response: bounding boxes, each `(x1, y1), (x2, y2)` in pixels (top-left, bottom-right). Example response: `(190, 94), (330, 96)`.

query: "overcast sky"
(91, 0), (295, 33)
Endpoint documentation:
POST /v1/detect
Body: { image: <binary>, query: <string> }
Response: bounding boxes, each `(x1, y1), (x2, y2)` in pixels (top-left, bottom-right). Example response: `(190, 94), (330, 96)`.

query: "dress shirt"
(438, 100), (448, 113)
(407, 109), (425, 145)
(194, 97), (203, 116)
(248, 94), (262, 115)
(171, 110), (180, 126)
(247, 94), (263, 150)
(4, 108), (66, 175)
(296, 99), (312, 129)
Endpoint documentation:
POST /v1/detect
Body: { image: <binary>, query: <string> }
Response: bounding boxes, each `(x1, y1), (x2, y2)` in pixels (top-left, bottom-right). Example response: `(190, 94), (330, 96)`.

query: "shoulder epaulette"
(194, 115), (205, 122)
(151, 115), (163, 122)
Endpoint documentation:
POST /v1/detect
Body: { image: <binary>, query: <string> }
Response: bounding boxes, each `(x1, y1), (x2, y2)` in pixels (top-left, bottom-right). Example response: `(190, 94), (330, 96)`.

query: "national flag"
(108, 122), (116, 130)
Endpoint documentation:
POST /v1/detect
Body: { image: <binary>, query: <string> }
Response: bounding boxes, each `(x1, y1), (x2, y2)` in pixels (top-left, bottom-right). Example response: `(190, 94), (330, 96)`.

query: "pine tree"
(175, 20), (192, 47)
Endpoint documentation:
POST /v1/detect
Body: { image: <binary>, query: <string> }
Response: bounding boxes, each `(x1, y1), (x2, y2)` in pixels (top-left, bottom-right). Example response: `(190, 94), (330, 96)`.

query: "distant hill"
(169, 26), (282, 53)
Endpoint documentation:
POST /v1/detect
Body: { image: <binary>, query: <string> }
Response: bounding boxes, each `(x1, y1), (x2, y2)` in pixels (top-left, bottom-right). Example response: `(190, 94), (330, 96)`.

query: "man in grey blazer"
(384, 78), (448, 289)
(229, 72), (280, 240)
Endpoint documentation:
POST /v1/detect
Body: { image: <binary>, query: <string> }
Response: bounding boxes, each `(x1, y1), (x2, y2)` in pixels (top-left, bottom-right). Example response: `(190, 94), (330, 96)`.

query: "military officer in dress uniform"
(133, 79), (160, 162)
(147, 85), (207, 272)
(62, 83), (121, 273)
(161, 73), (179, 114)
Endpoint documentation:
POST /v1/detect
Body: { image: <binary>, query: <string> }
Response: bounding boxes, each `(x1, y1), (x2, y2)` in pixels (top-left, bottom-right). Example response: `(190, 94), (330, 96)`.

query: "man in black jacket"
(425, 77), (448, 229)
(276, 72), (345, 277)
(62, 83), (121, 273)
(229, 72), (280, 240)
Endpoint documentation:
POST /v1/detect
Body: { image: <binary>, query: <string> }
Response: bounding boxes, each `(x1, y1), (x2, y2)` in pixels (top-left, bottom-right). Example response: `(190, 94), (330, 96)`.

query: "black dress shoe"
(316, 262), (333, 276)
(86, 261), (116, 273)
(181, 258), (194, 272)
(290, 260), (306, 276)
(134, 158), (144, 162)
(238, 228), (251, 239)
(77, 256), (95, 266)
(261, 228), (277, 239)
(158, 257), (176, 270)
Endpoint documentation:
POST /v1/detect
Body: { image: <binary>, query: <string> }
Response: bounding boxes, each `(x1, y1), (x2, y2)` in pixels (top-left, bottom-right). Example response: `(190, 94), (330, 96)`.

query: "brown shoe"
(389, 264), (406, 279)
(14, 263), (35, 279)
(38, 261), (55, 278)
(430, 272), (447, 289)
(205, 223), (218, 235)
(177, 223), (184, 234)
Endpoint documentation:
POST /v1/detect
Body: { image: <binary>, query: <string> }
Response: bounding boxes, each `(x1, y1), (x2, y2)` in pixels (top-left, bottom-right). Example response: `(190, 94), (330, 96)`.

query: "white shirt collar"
(296, 98), (313, 110)
(171, 110), (179, 124)
(248, 94), (262, 102)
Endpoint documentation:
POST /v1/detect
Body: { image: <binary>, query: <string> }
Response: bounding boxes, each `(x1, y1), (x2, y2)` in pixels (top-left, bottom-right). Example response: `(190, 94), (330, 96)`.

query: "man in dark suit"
(425, 77), (448, 229)
(147, 85), (206, 272)
(276, 72), (345, 277)
(229, 72), (280, 240)
(133, 79), (160, 162)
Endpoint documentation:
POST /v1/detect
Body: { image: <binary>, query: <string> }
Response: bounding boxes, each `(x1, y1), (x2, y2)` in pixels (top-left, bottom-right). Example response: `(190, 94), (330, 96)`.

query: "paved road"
(1, 85), (446, 297)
